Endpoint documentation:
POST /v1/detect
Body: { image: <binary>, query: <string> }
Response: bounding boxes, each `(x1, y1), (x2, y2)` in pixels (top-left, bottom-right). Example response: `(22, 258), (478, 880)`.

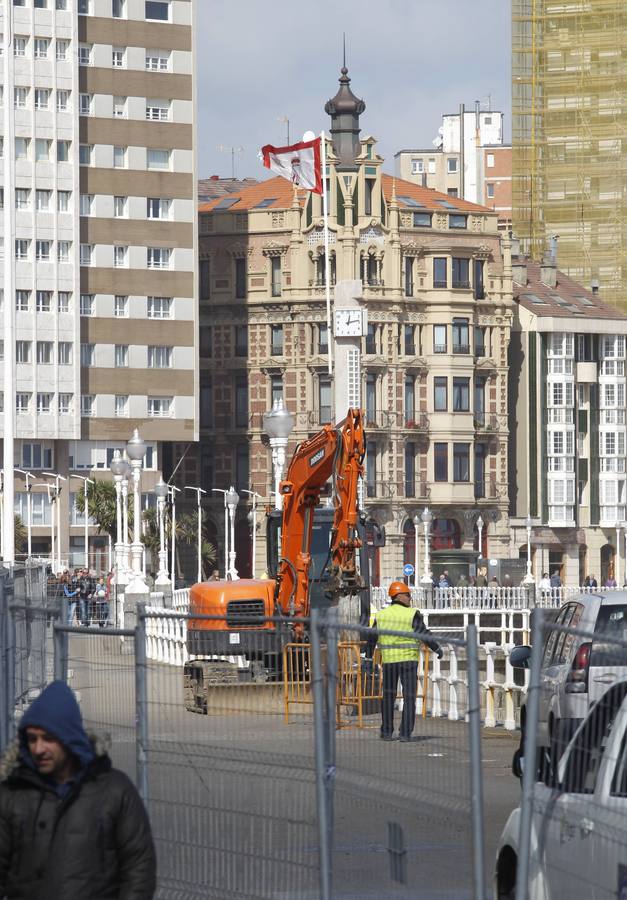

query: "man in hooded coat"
(0, 680), (156, 899)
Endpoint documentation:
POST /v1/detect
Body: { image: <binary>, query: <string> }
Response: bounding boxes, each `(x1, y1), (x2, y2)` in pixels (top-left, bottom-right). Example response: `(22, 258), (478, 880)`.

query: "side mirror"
(510, 645), (532, 669)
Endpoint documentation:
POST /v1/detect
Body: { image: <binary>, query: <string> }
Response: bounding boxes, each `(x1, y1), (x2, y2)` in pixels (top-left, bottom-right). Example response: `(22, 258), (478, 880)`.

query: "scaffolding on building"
(512, 0), (626, 309)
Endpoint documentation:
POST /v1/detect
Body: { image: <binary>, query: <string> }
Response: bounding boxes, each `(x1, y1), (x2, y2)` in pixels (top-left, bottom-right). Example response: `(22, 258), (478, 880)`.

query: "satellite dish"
(302, 130), (316, 142)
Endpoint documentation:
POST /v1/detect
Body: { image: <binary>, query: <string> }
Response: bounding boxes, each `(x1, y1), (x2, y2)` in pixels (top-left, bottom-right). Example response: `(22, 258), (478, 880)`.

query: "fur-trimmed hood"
(0, 730), (111, 782)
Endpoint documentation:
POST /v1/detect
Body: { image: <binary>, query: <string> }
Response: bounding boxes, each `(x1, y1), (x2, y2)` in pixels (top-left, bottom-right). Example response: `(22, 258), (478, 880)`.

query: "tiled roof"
(198, 177), (260, 203)
(198, 176), (305, 212)
(515, 259), (626, 320)
(381, 173), (490, 214)
(198, 173), (494, 215)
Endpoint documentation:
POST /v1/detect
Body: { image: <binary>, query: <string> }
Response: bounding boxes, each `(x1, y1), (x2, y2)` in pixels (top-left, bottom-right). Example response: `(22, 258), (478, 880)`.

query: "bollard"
(483, 643), (497, 728)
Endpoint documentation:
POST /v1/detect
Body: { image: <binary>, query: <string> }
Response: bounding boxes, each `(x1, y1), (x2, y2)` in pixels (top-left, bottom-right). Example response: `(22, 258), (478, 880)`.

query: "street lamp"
(616, 523), (622, 588)
(15, 469), (34, 559)
(412, 514), (421, 589)
(420, 507), (433, 585)
(42, 473), (67, 573)
(69, 473), (94, 571)
(186, 485), (207, 584)
(476, 514), (484, 562)
(242, 489), (262, 578)
(523, 514), (535, 584)
(168, 484), (181, 586)
(263, 399), (294, 510)
(110, 450), (131, 585)
(153, 478), (170, 587)
(125, 429), (148, 593)
(212, 488), (229, 579)
(225, 486), (240, 580)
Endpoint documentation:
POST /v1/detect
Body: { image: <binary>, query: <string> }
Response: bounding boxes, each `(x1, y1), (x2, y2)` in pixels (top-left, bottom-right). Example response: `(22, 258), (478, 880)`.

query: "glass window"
(15, 290), (30, 312)
(112, 47), (125, 66)
(447, 158), (458, 173)
(59, 394), (72, 415)
(113, 146), (127, 168)
(112, 0), (125, 17)
(16, 394), (30, 414)
(81, 395), (95, 417)
(474, 259), (485, 300)
(36, 393), (53, 414)
(16, 341), (31, 363)
(36, 291), (52, 312)
(78, 44), (91, 65)
(433, 324), (447, 353)
(453, 378), (470, 411)
(452, 318), (470, 353)
(35, 139), (50, 161)
(235, 325), (247, 357)
(433, 257), (447, 287)
(56, 40), (69, 60)
(449, 214), (468, 230)
(403, 324), (415, 356)
(113, 96), (126, 117)
(147, 247), (171, 269)
(79, 144), (93, 166)
(434, 377), (447, 411)
(453, 443), (470, 481)
(58, 342), (72, 365)
(80, 244), (93, 266)
(115, 345), (129, 367)
(147, 148), (170, 170)
(147, 397), (172, 418)
(271, 374), (283, 407)
(147, 197), (169, 219)
(15, 138), (29, 160)
(405, 443), (416, 498)
(318, 377), (332, 424)
(115, 395), (128, 417)
(366, 324), (377, 355)
(271, 256), (282, 297)
(235, 376), (248, 427)
(147, 297), (171, 319)
(145, 0), (169, 20)
(413, 212), (432, 228)
(452, 258), (470, 289)
(474, 326), (486, 356)
(58, 292), (71, 312)
(147, 346), (172, 368)
(56, 90), (69, 112)
(79, 294), (94, 316)
(404, 376), (415, 424)
(57, 141), (70, 163)
(199, 259), (210, 300)
(434, 443), (448, 482)
(81, 343), (95, 367)
(271, 324), (283, 356)
(113, 245), (127, 267)
(235, 258), (247, 299)
(80, 194), (93, 216)
(79, 93), (92, 116)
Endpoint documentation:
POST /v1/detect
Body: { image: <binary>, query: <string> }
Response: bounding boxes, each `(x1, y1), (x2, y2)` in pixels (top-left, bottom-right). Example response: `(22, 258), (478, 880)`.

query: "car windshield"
(591, 606), (627, 667)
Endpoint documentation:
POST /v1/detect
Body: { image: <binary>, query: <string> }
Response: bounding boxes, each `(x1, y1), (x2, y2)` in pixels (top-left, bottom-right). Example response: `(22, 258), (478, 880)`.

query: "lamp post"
(110, 450), (131, 585)
(412, 513), (421, 589)
(225, 486), (240, 580)
(168, 484), (181, 586)
(420, 507), (433, 585)
(42, 473), (67, 573)
(616, 523), (622, 588)
(523, 514), (535, 584)
(153, 478), (170, 587)
(211, 488), (229, 579)
(69, 473), (94, 570)
(0, 471), (3, 560)
(15, 469), (34, 559)
(242, 489), (262, 578)
(186, 485), (207, 584)
(476, 514), (484, 563)
(262, 399), (294, 510)
(125, 429), (148, 593)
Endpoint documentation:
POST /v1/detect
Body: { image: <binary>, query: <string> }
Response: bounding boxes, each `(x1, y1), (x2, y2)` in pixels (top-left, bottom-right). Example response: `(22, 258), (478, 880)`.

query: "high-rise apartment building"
(1, 0), (197, 565)
(512, 0), (625, 309)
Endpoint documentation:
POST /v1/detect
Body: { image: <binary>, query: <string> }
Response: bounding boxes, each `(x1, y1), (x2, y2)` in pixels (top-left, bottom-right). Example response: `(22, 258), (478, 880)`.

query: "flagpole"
(320, 131), (333, 376)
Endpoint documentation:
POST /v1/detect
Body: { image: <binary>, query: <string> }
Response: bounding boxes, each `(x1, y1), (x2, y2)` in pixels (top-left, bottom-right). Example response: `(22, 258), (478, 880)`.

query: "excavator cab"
(266, 506), (336, 610)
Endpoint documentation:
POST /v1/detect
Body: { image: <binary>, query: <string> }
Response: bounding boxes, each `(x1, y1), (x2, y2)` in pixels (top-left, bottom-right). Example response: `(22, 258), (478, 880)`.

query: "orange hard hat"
(388, 581), (410, 599)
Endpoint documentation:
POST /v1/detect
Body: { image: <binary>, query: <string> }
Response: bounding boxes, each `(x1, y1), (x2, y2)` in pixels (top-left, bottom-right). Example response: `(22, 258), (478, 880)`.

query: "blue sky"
(197, 0), (511, 181)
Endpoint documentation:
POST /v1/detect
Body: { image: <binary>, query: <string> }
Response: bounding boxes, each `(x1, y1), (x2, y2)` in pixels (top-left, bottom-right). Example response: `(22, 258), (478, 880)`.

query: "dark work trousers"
(381, 660), (418, 739)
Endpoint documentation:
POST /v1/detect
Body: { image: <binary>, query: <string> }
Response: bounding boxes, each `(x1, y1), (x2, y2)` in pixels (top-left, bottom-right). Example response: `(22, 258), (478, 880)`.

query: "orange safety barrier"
(283, 641), (431, 726)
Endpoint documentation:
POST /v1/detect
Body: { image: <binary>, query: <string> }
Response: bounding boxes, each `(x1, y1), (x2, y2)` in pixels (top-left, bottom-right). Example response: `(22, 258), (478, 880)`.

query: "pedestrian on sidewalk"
(368, 582), (442, 743)
(0, 680), (156, 900)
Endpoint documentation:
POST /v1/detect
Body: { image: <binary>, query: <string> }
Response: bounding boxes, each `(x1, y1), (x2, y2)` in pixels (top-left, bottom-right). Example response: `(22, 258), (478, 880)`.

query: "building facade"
(395, 107), (512, 232)
(509, 250), (627, 585)
(1, 0), (197, 567)
(512, 0), (625, 309)
(196, 68), (514, 583)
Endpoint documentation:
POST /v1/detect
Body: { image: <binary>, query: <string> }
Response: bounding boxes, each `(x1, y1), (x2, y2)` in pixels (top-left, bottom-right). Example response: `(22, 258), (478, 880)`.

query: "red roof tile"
(515, 259), (627, 320)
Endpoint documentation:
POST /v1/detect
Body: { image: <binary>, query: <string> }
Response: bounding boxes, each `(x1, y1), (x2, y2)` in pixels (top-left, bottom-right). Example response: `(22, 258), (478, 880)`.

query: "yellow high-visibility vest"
(376, 603), (419, 664)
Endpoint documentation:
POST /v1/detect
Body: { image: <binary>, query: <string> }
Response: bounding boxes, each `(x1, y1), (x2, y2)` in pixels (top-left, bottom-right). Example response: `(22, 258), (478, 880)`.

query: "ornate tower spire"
(324, 59), (365, 171)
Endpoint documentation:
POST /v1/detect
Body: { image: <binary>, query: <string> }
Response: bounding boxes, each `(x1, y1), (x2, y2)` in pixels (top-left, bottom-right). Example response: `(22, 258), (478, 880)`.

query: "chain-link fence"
(499, 605), (627, 899)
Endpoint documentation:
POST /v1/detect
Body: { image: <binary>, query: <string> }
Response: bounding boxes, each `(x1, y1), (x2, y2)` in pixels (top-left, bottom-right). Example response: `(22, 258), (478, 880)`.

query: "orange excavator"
(184, 409), (369, 702)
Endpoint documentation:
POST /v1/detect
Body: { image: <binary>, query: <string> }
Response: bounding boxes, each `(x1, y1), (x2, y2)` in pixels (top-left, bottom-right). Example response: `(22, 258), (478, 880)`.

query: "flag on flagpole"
(261, 136), (323, 194)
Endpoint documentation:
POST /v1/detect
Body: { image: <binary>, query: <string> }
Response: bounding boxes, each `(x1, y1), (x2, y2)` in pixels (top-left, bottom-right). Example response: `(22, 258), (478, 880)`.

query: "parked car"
(495, 678), (627, 899)
(511, 591), (627, 769)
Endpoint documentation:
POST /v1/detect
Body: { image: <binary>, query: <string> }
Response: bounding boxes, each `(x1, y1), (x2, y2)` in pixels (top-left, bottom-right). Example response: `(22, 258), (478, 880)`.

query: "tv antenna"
(276, 115), (290, 146)
(217, 144), (244, 179)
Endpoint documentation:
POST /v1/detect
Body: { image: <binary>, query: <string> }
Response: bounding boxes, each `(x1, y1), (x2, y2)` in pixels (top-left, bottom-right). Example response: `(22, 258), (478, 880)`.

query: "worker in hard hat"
(368, 581), (443, 743)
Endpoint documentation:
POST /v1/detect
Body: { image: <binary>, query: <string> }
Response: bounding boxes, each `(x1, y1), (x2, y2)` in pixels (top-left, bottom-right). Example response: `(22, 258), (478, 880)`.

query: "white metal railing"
(371, 584), (623, 612)
(172, 588), (190, 612)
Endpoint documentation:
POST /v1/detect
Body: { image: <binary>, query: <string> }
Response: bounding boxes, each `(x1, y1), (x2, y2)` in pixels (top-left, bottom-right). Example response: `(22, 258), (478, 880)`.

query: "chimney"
(540, 251), (557, 288)
(591, 278), (600, 295)
(511, 235), (521, 258)
(421, 171), (428, 188)
(512, 257), (527, 285)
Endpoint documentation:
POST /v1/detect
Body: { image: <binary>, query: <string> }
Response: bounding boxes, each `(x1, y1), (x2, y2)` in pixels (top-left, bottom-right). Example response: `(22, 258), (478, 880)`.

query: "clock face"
(334, 309), (363, 337)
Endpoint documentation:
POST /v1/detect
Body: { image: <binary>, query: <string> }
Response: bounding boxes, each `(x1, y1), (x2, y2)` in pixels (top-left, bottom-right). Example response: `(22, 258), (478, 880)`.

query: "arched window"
(431, 518), (461, 550)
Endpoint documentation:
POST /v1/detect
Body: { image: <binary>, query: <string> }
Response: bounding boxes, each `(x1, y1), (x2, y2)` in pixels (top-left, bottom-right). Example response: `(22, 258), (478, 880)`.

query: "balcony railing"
(365, 481), (396, 500)
(452, 344), (470, 355)
(403, 413), (430, 431)
(474, 413), (498, 431)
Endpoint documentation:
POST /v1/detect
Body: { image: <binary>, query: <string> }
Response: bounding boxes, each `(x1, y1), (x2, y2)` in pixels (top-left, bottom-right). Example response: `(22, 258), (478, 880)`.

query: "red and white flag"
(261, 136), (322, 194)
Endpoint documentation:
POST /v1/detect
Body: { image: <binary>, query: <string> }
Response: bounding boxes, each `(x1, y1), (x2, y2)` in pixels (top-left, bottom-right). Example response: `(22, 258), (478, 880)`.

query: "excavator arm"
(274, 408), (365, 625)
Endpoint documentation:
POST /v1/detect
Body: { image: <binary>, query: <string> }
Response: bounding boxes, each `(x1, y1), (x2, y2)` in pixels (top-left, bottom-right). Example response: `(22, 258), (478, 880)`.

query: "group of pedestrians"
(60, 569), (112, 627)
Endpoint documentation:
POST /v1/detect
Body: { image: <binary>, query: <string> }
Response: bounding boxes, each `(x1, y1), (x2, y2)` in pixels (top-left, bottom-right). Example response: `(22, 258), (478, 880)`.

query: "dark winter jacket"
(0, 682), (156, 900)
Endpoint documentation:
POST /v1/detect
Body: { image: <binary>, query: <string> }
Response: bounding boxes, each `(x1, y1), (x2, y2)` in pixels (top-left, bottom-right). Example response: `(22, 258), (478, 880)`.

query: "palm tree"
(75, 480), (133, 542)
(14, 515), (27, 554)
(142, 506), (216, 580)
